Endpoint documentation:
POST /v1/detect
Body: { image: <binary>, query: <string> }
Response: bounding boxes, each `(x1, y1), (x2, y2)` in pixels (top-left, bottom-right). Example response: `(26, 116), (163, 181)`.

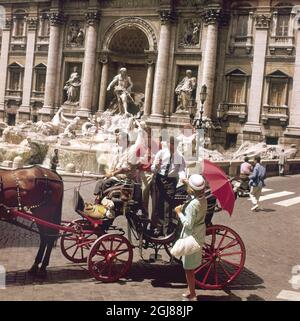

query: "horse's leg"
(38, 237), (56, 278)
(28, 233), (47, 275)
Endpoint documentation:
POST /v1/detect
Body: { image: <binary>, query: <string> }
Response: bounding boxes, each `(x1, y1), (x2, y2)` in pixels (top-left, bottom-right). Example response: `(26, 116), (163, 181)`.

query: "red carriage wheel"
(195, 225), (246, 290)
(61, 219), (98, 263)
(88, 234), (133, 282)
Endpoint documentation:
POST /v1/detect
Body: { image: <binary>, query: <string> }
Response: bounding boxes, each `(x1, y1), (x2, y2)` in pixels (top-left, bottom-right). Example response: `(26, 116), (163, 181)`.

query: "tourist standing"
(278, 149), (287, 176)
(249, 156), (266, 211)
(151, 136), (187, 236)
(174, 174), (207, 301)
(50, 149), (59, 172)
(240, 156), (252, 190)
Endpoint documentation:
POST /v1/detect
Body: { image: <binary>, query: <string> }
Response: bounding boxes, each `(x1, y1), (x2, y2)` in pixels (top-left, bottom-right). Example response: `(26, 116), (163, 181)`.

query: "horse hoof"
(28, 265), (39, 276)
(37, 268), (48, 279)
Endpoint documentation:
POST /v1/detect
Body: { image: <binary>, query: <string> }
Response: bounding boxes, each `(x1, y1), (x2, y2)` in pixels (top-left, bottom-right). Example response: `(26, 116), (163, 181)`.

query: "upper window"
(276, 14), (289, 36)
(225, 68), (248, 104)
(39, 11), (50, 37)
(13, 10), (26, 37)
(236, 14), (248, 37)
(266, 70), (290, 107)
(228, 80), (244, 103)
(34, 63), (47, 92)
(7, 62), (24, 91)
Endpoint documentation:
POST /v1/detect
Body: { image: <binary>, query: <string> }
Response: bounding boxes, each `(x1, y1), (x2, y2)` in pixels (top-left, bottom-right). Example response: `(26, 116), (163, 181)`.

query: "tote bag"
(170, 235), (201, 259)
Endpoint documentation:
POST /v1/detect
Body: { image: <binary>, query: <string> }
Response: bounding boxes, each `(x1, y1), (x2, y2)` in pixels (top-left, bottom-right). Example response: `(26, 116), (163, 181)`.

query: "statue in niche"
(180, 20), (200, 47)
(64, 66), (81, 104)
(67, 22), (85, 47)
(175, 70), (197, 113)
(107, 67), (134, 115)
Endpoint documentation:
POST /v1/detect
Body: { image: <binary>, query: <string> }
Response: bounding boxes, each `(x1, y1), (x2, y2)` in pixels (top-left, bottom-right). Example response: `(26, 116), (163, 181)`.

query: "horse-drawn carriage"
(0, 165), (246, 290)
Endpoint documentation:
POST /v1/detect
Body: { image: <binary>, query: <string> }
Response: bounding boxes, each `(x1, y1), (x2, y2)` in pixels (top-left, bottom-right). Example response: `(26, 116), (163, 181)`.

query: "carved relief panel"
(66, 20), (85, 48)
(178, 18), (201, 49)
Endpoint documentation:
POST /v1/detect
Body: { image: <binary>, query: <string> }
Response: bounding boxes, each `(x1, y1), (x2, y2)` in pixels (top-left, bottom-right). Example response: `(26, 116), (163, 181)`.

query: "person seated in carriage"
(94, 123), (149, 203)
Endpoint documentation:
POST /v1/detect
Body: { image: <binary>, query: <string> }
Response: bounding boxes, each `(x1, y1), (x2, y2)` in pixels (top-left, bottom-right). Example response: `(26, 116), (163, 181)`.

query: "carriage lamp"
(193, 84), (207, 130)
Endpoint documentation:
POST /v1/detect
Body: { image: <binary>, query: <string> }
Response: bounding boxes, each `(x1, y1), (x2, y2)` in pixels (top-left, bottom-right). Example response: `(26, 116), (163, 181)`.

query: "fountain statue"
(64, 66), (81, 104)
(107, 67), (134, 115)
(175, 70), (197, 113)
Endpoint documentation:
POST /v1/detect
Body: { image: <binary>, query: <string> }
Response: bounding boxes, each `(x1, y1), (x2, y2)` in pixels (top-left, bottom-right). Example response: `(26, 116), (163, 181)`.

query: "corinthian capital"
(159, 10), (175, 25)
(3, 18), (12, 30)
(201, 7), (222, 25)
(49, 12), (65, 26)
(85, 11), (100, 26)
(255, 14), (271, 29)
(27, 17), (38, 31)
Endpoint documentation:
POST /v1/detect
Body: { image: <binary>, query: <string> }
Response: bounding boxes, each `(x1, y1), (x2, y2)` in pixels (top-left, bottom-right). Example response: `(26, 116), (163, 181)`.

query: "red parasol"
(202, 159), (235, 216)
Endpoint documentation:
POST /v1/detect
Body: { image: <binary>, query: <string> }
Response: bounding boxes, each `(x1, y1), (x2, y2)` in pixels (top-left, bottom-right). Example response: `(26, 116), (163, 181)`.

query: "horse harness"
(0, 170), (58, 213)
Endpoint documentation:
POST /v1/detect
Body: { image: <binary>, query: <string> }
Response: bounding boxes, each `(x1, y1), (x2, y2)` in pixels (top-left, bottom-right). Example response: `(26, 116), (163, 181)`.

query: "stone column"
(18, 17), (38, 122)
(78, 11), (99, 118)
(285, 19), (300, 136)
(39, 12), (64, 120)
(151, 10), (174, 117)
(144, 55), (155, 116)
(0, 19), (11, 120)
(97, 53), (109, 114)
(201, 7), (221, 118)
(243, 14), (270, 134)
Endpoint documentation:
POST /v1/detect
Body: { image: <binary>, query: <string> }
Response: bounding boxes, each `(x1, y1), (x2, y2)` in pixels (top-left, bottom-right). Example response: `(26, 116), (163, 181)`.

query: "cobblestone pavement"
(0, 175), (300, 301)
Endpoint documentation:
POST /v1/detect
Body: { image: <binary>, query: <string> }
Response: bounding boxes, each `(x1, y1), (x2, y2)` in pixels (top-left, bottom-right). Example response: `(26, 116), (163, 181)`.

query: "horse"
(0, 165), (64, 278)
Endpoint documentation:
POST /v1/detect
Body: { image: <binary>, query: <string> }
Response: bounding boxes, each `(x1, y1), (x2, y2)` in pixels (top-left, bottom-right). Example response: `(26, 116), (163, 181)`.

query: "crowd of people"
(93, 121), (207, 301)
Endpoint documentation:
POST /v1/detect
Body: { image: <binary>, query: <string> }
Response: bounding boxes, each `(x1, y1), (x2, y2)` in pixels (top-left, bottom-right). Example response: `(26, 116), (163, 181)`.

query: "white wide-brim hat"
(188, 174), (205, 191)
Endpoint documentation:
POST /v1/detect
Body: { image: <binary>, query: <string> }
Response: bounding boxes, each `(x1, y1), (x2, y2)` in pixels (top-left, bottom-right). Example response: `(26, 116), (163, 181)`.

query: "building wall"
(0, 0), (299, 148)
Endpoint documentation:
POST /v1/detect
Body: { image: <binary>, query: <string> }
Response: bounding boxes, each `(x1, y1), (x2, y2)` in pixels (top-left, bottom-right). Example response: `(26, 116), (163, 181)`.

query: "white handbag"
(170, 235), (201, 259)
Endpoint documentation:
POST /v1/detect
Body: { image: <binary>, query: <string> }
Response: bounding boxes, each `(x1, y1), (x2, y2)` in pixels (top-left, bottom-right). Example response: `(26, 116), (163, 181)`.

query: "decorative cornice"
(48, 12), (65, 26)
(159, 10), (175, 25)
(255, 14), (271, 29)
(85, 10), (100, 26)
(27, 17), (38, 31)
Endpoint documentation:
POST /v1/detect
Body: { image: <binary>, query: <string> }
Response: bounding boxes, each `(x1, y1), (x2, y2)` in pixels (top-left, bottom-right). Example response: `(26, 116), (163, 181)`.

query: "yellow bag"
(84, 203), (107, 219)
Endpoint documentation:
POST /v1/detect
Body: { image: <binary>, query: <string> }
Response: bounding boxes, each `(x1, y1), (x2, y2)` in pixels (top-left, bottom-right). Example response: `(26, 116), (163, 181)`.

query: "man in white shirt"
(151, 136), (187, 236)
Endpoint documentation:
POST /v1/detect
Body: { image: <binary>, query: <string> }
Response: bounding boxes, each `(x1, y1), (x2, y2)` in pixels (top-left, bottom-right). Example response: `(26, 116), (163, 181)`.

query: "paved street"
(0, 174), (300, 301)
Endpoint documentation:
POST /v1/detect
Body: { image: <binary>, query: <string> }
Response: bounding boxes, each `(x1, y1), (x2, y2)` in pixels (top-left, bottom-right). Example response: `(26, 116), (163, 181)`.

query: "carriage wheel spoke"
(115, 249), (129, 257)
(195, 259), (211, 274)
(219, 239), (239, 253)
(214, 261), (219, 285)
(219, 251), (242, 257)
(219, 261), (232, 279)
(81, 246), (84, 259)
(71, 245), (79, 258)
(202, 261), (213, 283)
(65, 242), (77, 251)
(221, 258), (240, 269)
(114, 240), (123, 252)
(216, 230), (228, 251)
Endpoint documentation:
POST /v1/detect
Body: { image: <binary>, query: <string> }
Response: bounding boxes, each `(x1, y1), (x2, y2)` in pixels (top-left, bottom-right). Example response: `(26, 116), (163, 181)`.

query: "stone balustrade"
(261, 105), (288, 125)
(219, 103), (247, 122)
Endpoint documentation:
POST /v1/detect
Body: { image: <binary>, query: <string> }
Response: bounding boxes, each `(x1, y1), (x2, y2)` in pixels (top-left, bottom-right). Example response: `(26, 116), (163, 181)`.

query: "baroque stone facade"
(0, 0), (300, 148)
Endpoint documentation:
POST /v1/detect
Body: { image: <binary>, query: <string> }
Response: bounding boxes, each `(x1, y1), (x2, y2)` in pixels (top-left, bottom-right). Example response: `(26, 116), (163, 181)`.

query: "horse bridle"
(8, 171), (51, 212)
